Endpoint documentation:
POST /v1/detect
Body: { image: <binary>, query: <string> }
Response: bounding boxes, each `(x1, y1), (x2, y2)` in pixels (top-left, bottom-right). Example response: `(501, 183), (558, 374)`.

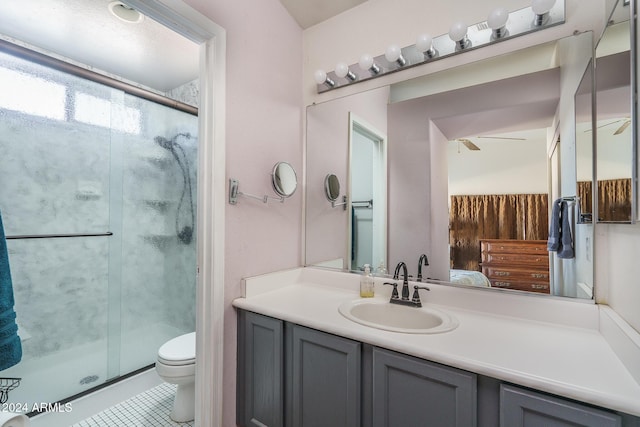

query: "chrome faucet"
(393, 262), (410, 300)
(417, 254), (429, 282)
(382, 262), (427, 307)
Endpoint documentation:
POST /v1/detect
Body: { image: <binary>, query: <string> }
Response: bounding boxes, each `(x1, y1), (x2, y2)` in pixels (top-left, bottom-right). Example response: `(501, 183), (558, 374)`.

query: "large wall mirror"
(306, 30), (597, 300)
(595, 0), (636, 223)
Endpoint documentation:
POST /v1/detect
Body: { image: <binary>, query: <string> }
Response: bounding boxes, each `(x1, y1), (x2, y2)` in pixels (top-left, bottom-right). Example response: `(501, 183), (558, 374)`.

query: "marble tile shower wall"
(0, 91), (197, 364)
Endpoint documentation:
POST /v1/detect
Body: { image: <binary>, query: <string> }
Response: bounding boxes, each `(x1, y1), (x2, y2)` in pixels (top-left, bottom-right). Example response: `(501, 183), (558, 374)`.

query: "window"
(0, 66), (66, 120)
(74, 93), (141, 134)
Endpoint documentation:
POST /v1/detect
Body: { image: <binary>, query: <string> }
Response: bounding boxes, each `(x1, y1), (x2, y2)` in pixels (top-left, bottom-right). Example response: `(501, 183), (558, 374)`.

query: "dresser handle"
(531, 284), (549, 290)
(494, 281), (511, 287)
(494, 271), (510, 276)
(531, 273), (547, 279)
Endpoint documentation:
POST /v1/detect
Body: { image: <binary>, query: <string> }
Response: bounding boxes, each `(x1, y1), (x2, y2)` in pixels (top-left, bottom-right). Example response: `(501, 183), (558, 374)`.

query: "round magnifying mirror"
(272, 162), (297, 198)
(324, 174), (341, 201)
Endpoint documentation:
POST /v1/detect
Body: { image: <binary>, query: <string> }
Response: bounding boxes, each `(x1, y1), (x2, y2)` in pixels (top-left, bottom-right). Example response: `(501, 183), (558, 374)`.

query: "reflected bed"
(449, 269), (491, 287)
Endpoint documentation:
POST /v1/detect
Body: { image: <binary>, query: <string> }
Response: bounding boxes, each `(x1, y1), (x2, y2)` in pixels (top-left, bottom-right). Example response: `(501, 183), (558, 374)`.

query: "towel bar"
(6, 232), (113, 240)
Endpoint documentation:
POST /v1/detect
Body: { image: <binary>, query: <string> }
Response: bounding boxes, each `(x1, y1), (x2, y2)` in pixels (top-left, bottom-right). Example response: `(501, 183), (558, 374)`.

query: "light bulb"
(448, 21), (468, 42)
(358, 53), (380, 75)
(532, 0), (556, 25)
(335, 62), (357, 81)
(449, 21), (470, 50)
(313, 69), (327, 84)
(488, 7), (509, 30)
(488, 7), (509, 39)
(313, 69), (335, 87)
(532, 0), (556, 15)
(385, 44), (406, 66)
(416, 34), (437, 58)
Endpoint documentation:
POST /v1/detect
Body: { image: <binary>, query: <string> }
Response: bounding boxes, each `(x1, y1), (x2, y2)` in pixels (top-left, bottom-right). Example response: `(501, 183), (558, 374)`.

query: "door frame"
(124, 1), (226, 425)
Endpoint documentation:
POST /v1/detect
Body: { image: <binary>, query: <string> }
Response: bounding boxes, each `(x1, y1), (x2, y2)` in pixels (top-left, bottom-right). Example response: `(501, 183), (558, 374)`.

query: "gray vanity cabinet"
(372, 347), (477, 427)
(286, 323), (362, 427)
(237, 310), (284, 427)
(500, 384), (622, 427)
(237, 310), (635, 427)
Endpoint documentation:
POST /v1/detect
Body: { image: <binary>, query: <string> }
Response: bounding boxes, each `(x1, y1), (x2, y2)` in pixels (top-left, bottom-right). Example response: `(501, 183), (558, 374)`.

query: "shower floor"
(1, 323), (185, 408)
(71, 383), (193, 427)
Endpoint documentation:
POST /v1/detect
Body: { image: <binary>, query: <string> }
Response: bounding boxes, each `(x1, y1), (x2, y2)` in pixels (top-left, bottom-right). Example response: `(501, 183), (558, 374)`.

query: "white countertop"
(233, 267), (640, 417)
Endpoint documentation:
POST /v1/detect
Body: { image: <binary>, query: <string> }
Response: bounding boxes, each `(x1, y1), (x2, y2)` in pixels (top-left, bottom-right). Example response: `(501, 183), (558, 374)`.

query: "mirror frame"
(271, 161), (297, 198)
(324, 174), (341, 202)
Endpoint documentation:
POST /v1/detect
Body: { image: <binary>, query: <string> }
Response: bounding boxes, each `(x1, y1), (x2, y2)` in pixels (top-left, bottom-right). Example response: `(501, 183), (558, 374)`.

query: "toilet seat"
(158, 332), (195, 366)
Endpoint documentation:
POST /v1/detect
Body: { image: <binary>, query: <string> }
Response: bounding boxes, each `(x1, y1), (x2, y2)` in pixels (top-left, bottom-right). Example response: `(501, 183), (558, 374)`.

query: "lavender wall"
(183, 1), (303, 425)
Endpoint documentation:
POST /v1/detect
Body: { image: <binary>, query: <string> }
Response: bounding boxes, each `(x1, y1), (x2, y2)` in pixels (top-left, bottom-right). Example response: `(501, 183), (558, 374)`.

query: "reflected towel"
(547, 198), (562, 251)
(558, 201), (574, 259)
(547, 199), (574, 259)
(0, 210), (21, 371)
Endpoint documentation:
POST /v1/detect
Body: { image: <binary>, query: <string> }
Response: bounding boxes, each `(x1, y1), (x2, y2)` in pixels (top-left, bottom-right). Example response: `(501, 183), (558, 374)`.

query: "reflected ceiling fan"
(456, 138), (480, 151)
(585, 118), (631, 135)
(455, 135), (526, 151)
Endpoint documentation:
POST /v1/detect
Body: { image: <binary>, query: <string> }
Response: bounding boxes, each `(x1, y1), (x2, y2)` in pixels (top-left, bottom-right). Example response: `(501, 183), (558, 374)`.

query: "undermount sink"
(338, 298), (459, 334)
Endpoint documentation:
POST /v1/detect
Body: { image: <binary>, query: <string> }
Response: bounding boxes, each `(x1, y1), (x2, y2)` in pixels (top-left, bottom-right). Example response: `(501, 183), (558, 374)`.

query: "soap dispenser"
(360, 264), (375, 298)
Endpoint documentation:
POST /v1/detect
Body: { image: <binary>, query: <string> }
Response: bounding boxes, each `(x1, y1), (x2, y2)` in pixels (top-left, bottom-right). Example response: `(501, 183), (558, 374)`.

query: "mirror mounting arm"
(228, 179), (285, 205)
(331, 196), (347, 210)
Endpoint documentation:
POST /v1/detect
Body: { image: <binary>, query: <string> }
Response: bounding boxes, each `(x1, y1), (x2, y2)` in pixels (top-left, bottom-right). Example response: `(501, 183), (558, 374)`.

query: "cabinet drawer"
(500, 384), (621, 426)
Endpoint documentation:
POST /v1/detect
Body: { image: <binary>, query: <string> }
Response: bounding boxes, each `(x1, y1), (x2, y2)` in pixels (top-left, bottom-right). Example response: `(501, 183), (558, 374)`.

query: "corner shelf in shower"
(141, 234), (176, 250)
(141, 199), (176, 213)
(141, 154), (173, 169)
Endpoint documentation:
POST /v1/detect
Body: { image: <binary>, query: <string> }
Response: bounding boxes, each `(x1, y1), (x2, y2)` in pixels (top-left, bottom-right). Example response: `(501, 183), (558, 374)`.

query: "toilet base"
(170, 382), (195, 422)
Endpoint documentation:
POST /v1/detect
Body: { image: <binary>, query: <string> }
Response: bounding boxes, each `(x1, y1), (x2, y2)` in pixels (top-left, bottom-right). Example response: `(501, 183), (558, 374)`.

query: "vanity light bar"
(314, 1), (565, 93)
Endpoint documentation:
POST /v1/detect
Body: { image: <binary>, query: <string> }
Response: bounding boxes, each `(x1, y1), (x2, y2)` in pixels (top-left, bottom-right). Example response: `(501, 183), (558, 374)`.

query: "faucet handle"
(383, 282), (400, 300)
(412, 285), (430, 305)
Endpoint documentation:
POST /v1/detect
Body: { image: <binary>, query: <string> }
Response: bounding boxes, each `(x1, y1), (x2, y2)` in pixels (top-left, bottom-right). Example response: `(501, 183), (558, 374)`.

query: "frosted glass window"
(0, 66), (66, 120)
(74, 92), (141, 134)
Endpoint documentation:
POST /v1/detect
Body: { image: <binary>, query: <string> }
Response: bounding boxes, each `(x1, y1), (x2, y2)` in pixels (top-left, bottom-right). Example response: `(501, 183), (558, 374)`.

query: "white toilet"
(156, 332), (196, 422)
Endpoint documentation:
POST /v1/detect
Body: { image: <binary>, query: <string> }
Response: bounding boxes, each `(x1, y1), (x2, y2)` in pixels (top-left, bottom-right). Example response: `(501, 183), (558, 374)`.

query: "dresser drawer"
(488, 279), (550, 293)
(480, 240), (548, 255)
(481, 252), (549, 267)
(482, 266), (549, 282)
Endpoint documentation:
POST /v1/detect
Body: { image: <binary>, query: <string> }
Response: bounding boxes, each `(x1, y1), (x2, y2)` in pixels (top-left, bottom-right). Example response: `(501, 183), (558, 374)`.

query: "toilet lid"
(158, 332), (195, 365)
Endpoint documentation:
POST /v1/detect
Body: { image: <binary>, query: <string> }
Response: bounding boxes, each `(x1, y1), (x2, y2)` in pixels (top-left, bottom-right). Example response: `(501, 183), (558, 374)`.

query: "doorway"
(348, 113), (387, 271)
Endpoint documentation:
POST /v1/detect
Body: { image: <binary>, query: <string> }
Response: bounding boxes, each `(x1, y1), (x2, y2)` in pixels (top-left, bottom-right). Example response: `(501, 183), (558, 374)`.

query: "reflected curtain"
(449, 194), (548, 271)
(577, 181), (592, 219)
(598, 178), (632, 222)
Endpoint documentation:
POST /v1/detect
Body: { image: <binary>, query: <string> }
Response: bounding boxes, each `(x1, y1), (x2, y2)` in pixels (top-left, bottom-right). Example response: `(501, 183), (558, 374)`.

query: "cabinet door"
(237, 310), (284, 427)
(500, 384), (621, 427)
(373, 347), (477, 427)
(288, 324), (361, 427)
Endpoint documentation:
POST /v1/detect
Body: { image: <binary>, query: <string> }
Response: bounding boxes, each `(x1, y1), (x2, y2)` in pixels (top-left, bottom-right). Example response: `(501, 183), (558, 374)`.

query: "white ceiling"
(0, 0), (364, 91)
(0, 0), (199, 92)
(278, 0), (368, 29)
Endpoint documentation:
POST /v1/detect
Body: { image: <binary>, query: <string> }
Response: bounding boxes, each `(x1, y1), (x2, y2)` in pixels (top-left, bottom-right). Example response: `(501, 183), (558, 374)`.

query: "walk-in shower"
(0, 41), (198, 409)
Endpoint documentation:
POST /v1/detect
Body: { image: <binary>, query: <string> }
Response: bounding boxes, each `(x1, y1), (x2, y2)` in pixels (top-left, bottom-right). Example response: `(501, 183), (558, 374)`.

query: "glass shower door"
(0, 50), (115, 405)
(0, 48), (198, 408)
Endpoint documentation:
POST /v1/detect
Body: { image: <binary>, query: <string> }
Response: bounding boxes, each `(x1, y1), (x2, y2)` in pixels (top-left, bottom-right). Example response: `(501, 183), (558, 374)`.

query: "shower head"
(154, 135), (173, 150)
(154, 133), (192, 150)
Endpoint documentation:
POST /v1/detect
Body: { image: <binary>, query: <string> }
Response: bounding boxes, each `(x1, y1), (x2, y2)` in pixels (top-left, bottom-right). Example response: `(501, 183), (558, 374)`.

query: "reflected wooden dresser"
(479, 239), (550, 294)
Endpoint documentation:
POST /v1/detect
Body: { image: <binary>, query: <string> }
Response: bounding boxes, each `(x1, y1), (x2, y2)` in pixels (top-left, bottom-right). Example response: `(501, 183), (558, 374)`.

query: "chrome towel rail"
(6, 232), (113, 240)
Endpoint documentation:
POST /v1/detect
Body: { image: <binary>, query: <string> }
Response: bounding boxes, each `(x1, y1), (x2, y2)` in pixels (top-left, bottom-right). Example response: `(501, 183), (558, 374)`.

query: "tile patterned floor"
(71, 383), (193, 427)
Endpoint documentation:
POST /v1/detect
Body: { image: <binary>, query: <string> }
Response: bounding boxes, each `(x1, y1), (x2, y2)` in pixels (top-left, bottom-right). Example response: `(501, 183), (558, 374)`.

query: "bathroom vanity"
(234, 267), (640, 427)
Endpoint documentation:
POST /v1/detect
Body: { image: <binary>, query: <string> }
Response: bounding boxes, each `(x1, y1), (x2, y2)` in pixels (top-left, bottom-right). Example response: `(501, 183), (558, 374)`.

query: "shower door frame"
(122, 2), (227, 426)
